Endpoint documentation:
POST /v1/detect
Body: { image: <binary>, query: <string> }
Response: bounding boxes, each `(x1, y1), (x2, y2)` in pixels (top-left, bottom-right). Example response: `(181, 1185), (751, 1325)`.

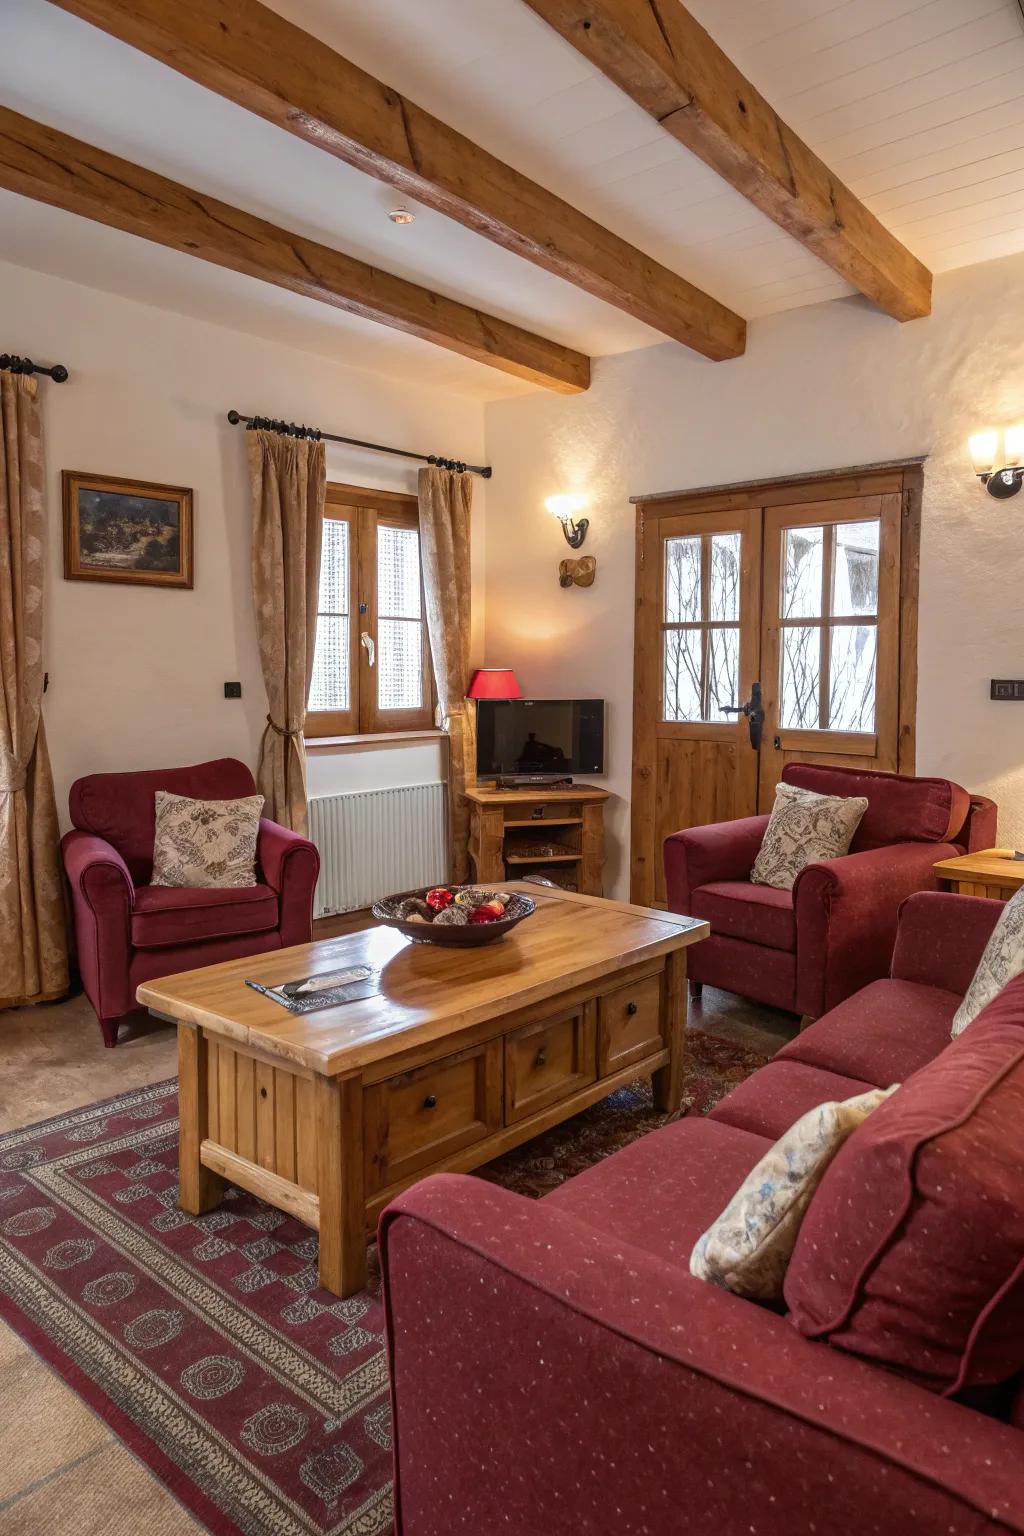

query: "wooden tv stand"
(465, 784), (611, 896)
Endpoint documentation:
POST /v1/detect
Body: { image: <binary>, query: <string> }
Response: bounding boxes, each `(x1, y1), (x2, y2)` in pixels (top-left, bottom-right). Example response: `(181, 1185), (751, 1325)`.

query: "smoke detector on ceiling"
(388, 207), (416, 225)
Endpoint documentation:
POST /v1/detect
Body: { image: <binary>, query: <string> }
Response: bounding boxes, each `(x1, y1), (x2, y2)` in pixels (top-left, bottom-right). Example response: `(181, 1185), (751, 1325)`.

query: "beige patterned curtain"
(0, 373), (69, 1008)
(418, 466), (474, 883)
(249, 430), (325, 833)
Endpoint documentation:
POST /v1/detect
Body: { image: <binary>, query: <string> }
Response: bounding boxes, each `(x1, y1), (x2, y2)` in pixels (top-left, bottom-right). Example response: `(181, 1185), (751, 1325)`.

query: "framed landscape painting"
(63, 471), (193, 588)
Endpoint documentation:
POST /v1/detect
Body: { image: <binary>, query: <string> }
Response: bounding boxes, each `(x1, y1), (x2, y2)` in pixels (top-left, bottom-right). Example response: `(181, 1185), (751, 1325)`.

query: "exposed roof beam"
(0, 107), (590, 394)
(43, 0), (746, 362)
(519, 0), (933, 323)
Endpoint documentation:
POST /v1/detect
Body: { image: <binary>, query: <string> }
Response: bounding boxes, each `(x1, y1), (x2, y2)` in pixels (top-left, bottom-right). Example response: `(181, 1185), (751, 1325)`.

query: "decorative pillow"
(750, 782), (868, 891)
(951, 883), (1024, 1037)
(785, 974), (1024, 1396)
(150, 790), (263, 889)
(690, 1085), (896, 1301)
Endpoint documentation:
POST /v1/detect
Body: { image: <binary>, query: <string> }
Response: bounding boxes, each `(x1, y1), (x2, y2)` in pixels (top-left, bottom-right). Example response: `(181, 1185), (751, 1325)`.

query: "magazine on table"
(243, 964), (381, 1013)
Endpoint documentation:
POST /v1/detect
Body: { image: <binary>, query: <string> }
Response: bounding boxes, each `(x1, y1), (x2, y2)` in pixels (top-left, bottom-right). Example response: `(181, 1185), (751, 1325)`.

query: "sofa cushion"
(775, 978), (959, 1087)
(781, 763), (969, 852)
(70, 758), (258, 883)
(710, 1060), (880, 1140)
(952, 884), (1024, 1038)
(131, 883), (278, 948)
(785, 974), (1024, 1396)
(693, 1086), (896, 1302)
(151, 790), (263, 890)
(690, 880), (796, 952)
(542, 1116), (771, 1270)
(751, 782), (867, 891)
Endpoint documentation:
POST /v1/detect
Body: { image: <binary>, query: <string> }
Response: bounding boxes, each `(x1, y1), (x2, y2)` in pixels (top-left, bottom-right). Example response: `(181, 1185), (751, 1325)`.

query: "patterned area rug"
(0, 1030), (768, 1536)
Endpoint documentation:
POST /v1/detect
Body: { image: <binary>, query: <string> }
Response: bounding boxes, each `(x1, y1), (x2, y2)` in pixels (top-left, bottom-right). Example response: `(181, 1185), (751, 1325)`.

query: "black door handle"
(723, 681), (764, 750)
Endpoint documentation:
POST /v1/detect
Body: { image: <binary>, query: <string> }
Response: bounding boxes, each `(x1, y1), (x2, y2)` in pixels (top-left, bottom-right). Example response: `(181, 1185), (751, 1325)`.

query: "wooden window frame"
(766, 497), (897, 744)
(661, 527), (743, 724)
(305, 482), (435, 739)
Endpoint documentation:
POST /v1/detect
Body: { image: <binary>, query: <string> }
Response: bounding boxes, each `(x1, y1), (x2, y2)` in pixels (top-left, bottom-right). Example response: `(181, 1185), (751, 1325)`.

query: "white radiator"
(308, 782), (448, 917)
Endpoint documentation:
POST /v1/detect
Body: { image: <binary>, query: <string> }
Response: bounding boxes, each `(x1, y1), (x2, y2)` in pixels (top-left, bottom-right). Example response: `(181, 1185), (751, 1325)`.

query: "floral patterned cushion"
(690, 1084), (897, 1301)
(750, 782), (868, 891)
(150, 791), (263, 889)
(951, 884), (1024, 1038)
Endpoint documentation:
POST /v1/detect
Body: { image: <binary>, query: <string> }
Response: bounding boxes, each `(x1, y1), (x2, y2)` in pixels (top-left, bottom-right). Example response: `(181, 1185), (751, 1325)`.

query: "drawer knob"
(423, 1094), (438, 1110)
(626, 1000), (638, 1016)
(535, 1048), (547, 1068)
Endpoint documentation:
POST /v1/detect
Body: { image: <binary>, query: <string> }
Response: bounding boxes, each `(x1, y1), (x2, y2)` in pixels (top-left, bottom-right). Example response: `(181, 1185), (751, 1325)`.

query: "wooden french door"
(631, 465), (920, 907)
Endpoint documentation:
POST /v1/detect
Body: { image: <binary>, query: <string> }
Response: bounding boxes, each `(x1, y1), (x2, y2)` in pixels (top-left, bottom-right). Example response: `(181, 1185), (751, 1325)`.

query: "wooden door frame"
(630, 460), (924, 904)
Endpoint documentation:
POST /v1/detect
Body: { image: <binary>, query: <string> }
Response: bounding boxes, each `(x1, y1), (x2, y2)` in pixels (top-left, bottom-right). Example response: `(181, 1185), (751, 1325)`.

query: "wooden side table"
(933, 848), (1024, 900)
(465, 785), (611, 896)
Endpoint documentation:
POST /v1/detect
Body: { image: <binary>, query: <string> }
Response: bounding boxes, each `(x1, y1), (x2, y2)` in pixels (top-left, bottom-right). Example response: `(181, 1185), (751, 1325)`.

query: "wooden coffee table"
(138, 885), (707, 1297)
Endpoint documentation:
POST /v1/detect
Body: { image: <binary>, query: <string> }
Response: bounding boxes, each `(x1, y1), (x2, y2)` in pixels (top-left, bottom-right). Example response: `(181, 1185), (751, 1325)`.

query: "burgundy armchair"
(664, 762), (997, 1020)
(61, 758), (319, 1047)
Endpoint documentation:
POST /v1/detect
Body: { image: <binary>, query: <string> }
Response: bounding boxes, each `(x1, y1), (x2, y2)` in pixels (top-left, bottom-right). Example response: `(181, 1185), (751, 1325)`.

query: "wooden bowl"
(372, 886), (537, 947)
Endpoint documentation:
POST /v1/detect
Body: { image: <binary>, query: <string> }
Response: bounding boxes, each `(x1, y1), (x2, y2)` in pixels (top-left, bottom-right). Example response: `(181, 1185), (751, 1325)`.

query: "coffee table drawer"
(505, 1006), (596, 1125)
(365, 1039), (502, 1194)
(598, 971), (664, 1076)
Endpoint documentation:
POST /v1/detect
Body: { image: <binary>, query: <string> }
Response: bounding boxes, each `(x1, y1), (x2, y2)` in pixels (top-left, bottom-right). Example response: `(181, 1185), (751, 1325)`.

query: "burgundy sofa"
(664, 762), (997, 1019)
(380, 891), (1024, 1536)
(61, 758), (319, 1047)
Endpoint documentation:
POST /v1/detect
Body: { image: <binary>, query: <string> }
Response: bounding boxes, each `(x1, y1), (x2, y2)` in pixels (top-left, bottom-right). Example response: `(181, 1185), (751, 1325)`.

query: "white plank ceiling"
(2, 0), (1024, 397)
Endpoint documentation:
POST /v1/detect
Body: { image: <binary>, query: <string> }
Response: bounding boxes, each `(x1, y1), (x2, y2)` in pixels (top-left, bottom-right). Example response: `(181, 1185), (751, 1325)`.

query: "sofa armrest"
(962, 794), (999, 853)
(382, 1176), (1023, 1536)
(891, 890), (1001, 994)
(793, 839), (958, 1018)
(663, 814), (769, 913)
(257, 818), (320, 946)
(61, 830), (135, 1020)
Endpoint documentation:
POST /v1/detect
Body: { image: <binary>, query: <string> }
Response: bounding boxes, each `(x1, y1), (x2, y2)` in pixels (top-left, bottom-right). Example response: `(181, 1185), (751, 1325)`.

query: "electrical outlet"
(224, 681), (242, 699)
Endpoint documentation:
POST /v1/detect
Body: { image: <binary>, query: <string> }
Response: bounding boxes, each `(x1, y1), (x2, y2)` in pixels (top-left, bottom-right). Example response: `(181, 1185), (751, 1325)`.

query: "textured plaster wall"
(483, 253), (1024, 899)
(1, 260), (485, 821)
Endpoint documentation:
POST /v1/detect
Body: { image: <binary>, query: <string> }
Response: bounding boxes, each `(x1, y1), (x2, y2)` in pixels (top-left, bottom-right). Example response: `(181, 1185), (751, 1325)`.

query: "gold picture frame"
(63, 470), (193, 589)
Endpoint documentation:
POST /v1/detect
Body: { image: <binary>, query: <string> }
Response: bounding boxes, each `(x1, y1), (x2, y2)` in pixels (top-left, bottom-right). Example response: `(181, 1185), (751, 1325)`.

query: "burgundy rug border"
(0, 1076), (178, 1145)
(0, 1282), (240, 1536)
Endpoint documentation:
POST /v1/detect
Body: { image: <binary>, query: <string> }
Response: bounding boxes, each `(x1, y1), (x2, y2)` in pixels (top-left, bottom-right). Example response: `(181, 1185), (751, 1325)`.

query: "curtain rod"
(226, 410), (492, 478)
(0, 352), (69, 383)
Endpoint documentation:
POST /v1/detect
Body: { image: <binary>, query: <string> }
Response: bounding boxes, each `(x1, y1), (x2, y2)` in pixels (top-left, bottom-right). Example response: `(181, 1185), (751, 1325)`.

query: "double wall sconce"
(969, 426), (1024, 499)
(545, 492), (596, 587)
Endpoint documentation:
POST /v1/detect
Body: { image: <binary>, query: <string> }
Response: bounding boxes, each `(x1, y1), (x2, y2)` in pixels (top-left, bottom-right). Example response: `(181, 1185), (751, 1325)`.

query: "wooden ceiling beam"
(519, 0), (933, 323)
(0, 107), (590, 394)
(43, 0), (746, 361)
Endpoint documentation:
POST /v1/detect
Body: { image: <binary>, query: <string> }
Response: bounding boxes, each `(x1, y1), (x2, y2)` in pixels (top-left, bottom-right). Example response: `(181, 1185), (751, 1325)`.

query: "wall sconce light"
(969, 426), (1024, 499)
(545, 492), (589, 548)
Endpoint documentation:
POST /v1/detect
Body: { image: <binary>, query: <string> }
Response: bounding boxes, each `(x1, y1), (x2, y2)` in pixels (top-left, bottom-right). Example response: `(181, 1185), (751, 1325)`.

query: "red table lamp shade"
(467, 668), (522, 700)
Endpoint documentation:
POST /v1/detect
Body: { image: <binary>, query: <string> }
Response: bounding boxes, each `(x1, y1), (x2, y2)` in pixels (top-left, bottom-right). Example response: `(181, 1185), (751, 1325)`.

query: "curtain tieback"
(0, 753), (26, 793)
(265, 715), (303, 740)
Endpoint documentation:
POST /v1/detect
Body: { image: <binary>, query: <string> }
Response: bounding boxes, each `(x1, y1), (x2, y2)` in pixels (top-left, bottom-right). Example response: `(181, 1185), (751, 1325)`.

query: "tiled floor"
(0, 984), (796, 1533)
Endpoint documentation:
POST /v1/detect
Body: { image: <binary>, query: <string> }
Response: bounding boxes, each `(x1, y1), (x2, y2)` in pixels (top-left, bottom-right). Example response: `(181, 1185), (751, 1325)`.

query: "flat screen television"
(476, 698), (604, 780)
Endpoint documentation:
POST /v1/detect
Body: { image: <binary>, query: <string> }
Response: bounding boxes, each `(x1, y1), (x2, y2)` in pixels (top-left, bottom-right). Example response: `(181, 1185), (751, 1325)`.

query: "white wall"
(1, 261), (485, 820)
(483, 253), (1024, 899)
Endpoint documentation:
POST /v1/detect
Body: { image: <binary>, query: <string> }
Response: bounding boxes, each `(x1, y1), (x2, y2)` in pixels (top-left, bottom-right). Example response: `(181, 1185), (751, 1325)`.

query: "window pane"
(319, 518), (349, 614)
(780, 625), (820, 728)
(709, 533), (740, 621)
(309, 618), (350, 712)
(707, 627), (739, 722)
(783, 526), (823, 619)
(378, 618), (423, 710)
(829, 624), (877, 731)
(664, 628), (702, 721)
(832, 520), (880, 617)
(378, 525), (421, 619)
(665, 536), (701, 623)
